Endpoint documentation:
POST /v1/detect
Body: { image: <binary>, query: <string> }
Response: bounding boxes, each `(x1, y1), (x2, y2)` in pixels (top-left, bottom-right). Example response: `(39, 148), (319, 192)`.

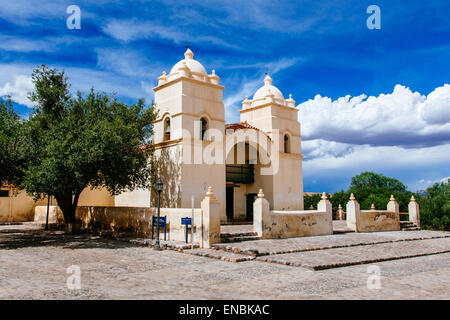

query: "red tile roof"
(225, 121), (261, 131)
(225, 121), (271, 140)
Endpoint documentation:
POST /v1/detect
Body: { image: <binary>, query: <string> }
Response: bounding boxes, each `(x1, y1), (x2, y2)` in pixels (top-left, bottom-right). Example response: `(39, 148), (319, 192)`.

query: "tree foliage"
(0, 98), (25, 186)
(304, 171), (449, 230)
(348, 171), (411, 212)
(304, 171), (412, 219)
(416, 182), (450, 231)
(21, 65), (156, 229)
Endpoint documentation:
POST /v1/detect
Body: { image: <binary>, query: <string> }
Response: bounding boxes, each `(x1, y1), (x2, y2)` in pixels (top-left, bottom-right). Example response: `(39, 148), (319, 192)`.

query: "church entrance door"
(226, 186), (234, 221)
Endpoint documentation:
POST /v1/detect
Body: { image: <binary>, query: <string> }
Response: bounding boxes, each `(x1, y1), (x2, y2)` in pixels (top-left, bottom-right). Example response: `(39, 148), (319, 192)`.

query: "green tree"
(349, 171), (408, 193)
(417, 182), (450, 230)
(348, 171), (411, 212)
(329, 190), (349, 217)
(22, 65), (156, 232)
(0, 98), (25, 186)
(303, 193), (321, 210)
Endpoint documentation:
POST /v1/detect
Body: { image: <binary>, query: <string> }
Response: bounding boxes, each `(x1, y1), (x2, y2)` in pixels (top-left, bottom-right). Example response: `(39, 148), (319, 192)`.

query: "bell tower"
(152, 49), (227, 219)
(239, 75), (304, 210)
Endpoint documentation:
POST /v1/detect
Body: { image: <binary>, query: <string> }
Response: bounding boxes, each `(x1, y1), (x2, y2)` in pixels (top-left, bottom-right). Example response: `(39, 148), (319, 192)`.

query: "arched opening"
(224, 134), (272, 223)
(200, 117), (208, 140)
(284, 134), (290, 153)
(164, 118), (171, 141)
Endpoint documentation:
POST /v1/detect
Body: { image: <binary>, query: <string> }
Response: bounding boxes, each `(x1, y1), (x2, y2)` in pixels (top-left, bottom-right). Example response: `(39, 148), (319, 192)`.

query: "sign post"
(191, 195), (194, 249)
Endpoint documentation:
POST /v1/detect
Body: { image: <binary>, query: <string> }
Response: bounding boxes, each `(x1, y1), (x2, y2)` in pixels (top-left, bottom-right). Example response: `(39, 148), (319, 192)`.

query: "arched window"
(164, 118), (171, 141)
(200, 117), (208, 140)
(284, 134), (290, 153)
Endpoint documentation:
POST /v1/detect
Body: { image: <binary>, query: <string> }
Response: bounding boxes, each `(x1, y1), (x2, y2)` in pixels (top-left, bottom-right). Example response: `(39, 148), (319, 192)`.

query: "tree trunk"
(54, 190), (81, 234)
(64, 207), (77, 234)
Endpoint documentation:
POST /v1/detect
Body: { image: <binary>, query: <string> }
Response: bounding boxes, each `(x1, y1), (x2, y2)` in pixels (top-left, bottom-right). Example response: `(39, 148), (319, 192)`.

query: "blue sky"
(1, 0), (449, 193)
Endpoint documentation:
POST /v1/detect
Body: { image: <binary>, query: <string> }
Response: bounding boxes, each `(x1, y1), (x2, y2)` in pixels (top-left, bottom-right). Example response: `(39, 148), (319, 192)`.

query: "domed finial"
(390, 194), (395, 201)
(212, 69), (215, 74)
(410, 195), (416, 202)
(184, 48), (194, 59)
(309, 205), (314, 210)
(257, 189), (264, 198)
(321, 192), (328, 200)
(338, 204), (342, 209)
(371, 203), (376, 210)
(264, 74), (272, 86)
(206, 186), (214, 197)
(350, 193), (355, 200)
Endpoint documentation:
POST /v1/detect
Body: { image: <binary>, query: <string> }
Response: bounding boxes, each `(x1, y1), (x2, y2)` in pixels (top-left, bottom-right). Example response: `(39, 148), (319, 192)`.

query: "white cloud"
(102, 18), (236, 48)
(298, 84), (450, 192)
(0, 74), (34, 107)
(419, 84), (450, 125)
(302, 139), (354, 160)
(303, 142), (450, 192)
(299, 84), (450, 148)
(103, 19), (184, 43)
(0, 63), (154, 107)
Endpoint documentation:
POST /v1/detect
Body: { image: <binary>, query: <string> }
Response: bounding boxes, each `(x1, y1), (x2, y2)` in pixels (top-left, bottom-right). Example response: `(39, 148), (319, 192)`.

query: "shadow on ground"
(0, 225), (142, 250)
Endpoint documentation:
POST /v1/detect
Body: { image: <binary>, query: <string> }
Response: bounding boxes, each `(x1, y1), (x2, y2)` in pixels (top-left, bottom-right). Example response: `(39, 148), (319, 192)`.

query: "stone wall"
(0, 188), (47, 222)
(254, 190), (333, 239)
(346, 194), (400, 232)
(34, 186), (222, 248)
(34, 205), (63, 224)
(75, 206), (204, 243)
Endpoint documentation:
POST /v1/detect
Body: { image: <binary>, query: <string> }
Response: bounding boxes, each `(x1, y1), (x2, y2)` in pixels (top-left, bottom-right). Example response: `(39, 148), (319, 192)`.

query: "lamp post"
(155, 179), (163, 249)
(45, 194), (50, 230)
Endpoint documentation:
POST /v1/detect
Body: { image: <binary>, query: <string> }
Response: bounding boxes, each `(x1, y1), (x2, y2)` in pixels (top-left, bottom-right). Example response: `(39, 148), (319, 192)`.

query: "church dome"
(169, 48), (207, 79)
(252, 75), (285, 105)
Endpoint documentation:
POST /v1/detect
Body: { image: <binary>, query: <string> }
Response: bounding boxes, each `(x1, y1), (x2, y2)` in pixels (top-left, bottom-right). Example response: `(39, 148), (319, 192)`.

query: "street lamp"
(155, 179), (163, 249)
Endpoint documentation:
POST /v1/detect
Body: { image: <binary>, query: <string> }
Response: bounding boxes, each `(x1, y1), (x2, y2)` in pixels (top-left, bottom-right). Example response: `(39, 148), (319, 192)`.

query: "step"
(221, 231), (258, 238)
(256, 237), (450, 270)
(402, 227), (421, 231)
(221, 221), (253, 225)
(212, 230), (450, 257)
(219, 235), (261, 243)
(182, 248), (255, 262)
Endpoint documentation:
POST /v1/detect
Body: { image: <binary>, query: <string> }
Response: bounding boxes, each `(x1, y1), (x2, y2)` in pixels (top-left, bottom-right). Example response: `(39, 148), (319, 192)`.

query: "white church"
(148, 48), (304, 223)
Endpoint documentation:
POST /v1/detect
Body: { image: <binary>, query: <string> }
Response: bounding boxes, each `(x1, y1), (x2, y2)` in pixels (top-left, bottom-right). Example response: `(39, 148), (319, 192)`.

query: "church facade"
(146, 48), (304, 222)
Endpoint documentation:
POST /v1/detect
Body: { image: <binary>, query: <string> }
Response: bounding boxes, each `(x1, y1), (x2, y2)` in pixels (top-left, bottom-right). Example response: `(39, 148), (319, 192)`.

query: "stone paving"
(1, 223), (449, 299)
(212, 229), (450, 256)
(183, 248), (256, 262)
(257, 237), (450, 269)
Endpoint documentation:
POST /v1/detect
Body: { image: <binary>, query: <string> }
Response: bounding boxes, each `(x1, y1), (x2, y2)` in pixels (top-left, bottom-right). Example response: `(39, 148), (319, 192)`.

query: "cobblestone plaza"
(1, 223), (449, 300)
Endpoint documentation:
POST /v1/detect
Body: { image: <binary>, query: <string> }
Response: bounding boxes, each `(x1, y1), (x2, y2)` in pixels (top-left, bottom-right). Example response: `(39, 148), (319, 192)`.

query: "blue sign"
(181, 217), (192, 225)
(151, 216), (167, 240)
(152, 216), (166, 226)
(181, 217), (192, 243)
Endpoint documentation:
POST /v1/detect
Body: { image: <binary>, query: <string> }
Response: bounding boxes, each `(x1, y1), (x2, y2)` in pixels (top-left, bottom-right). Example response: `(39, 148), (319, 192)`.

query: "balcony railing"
(226, 164), (254, 184)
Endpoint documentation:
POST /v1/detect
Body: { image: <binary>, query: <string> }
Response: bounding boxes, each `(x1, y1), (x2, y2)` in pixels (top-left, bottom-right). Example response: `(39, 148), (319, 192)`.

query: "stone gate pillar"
(346, 193), (360, 231)
(387, 195), (400, 213)
(253, 189), (270, 238)
(408, 196), (420, 228)
(200, 186), (221, 248)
